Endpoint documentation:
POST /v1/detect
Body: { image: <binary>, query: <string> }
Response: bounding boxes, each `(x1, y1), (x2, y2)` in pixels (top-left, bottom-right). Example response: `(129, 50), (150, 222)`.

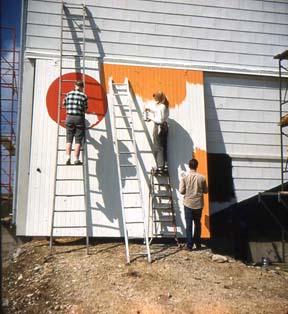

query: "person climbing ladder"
(144, 91), (169, 174)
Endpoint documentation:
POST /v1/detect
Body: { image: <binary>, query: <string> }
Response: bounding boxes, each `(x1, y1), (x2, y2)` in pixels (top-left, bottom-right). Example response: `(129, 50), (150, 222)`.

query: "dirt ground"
(2, 238), (288, 314)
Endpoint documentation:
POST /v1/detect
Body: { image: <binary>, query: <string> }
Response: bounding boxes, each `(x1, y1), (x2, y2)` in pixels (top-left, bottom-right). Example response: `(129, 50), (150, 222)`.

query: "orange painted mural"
(46, 72), (108, 128)
(102, 64), (203, 108)
(102, 63), (210, 238)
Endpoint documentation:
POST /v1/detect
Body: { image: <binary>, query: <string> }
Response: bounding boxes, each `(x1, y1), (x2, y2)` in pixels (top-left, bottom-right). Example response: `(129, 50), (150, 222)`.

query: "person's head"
(189, 158), (198, 170)
(153, 91), (167, 106)
(75, 80), (84, 91)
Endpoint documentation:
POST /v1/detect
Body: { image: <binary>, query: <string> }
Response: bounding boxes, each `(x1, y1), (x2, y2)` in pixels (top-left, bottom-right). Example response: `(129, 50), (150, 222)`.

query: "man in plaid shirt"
(64, 80), (88, 165)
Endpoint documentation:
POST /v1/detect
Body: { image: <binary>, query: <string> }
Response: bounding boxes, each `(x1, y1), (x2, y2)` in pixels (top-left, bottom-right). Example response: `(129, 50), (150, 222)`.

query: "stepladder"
(110, 78), (151, 263)
(149, 168), (178, 245)
(49, 1), (90, 253)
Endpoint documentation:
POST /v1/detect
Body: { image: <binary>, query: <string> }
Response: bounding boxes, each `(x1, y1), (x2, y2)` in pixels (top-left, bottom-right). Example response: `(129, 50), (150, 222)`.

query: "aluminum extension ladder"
(110, 78), (151, 263)
(149, 168), (178, 245)
(49, 1), (89, 253)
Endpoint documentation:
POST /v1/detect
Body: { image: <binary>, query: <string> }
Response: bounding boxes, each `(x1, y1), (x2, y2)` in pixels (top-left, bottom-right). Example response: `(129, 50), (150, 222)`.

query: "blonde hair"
(153, 91), (169, 107)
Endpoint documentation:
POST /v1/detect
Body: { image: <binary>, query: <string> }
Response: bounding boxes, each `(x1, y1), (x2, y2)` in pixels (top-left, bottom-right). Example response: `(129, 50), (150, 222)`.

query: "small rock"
(13, 248), (23, 260)
(17, 274), (23, 281)
(33, 264), (41, 272)
(2, 299), (9, 307)
(54, 304), (60, 310)
(211, 254), (228, 263)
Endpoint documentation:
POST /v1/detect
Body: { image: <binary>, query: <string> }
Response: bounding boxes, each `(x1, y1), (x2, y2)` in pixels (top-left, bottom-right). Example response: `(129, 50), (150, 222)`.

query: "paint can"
(261, 257), (269, 268)
(143, 111), (149, 121)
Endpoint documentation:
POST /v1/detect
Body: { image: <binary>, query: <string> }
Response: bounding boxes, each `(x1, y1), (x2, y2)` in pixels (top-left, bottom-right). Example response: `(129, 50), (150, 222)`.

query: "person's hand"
(145, 108), (150, 112)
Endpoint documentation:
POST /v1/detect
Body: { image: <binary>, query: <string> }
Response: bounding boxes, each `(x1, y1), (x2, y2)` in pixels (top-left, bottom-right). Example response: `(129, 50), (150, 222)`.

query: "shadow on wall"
(207, 153), (235, 203)
(210, 183), (288, 262)
(86, 8), (105, 68)
(204, 75), (236, 206)
(167, 118), (195, 235)
(63, 6), (105, 72)
(85, 116), (124, 234)
(130, 89), (197, 235)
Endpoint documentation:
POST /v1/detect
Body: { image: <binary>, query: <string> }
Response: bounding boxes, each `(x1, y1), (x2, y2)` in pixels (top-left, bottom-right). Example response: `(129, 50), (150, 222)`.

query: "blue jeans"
(184, 206), (202, 249)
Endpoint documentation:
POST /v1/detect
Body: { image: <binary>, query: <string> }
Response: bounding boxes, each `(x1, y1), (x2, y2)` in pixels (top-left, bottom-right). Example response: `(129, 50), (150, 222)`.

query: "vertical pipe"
(279, 59), (284, 189)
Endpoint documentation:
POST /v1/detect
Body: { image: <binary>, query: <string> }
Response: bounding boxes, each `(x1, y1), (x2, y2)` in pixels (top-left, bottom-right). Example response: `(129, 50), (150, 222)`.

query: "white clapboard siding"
(23, 0), (288, 73)
(204, 72), (287, 213)
(21, 59), (208, 236)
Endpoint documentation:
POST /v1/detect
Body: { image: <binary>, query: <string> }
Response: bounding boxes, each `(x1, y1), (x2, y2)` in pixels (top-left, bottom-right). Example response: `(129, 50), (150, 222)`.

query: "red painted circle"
(46, 73), (107, 128)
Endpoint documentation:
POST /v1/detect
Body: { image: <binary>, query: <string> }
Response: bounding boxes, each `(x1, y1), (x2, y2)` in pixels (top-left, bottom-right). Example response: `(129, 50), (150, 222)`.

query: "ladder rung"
(61, 79), (81, 83)
(113, 104), (129, 107)
(63, 3), (85, 8)
(61, 55), (84, 58)
(119, 152), (135, 154)
(120, 164), (136, 167)
(57, 164), (84, 167)
(130, 252), (148, 256)
(113, 93), (128, 96)
(63, 17), (85, 21)
(116, 127), (132, 130)
(126, 221), (144, 224)
(62, 66), (83, 69)
(56, 179), (83, 182)
(52, 225), (86, 229)
(152, 194), (171, 198)
(55, 194), (85, 197)
(112, 83), (126, 86)
(153, 232), (176, 236)
(124, 206), (141, 209)
(152, 206), (173, 210)
(117, 139), (133, 142)
(62, 29), (84, 32)
(121, 178), (138, 180)
(152, 196), (172, 200)
(63, 41), (84, 45)
(122, 192), (140, 195)
(54, 210), (86, 213)
(153, 219), (174, 223)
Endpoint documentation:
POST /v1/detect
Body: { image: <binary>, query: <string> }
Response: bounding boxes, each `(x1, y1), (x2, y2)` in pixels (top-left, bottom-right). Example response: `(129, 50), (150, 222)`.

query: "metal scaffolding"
(0, 27), (19, 214)
(258, 51), (288, 263)
(274, 50), (288, 187)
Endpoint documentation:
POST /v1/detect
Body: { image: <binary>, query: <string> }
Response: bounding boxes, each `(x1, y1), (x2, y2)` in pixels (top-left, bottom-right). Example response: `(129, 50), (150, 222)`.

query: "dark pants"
(66, 114), (85, 144)
(184, 206), (202, 250)
(153, 122), (168, 169)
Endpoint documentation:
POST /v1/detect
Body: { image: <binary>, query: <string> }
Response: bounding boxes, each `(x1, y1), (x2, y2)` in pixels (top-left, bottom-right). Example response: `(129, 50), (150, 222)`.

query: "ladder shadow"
(63, 6), (105, 73)
(129, 83), (154, 189)
(150, 243), (182, 262)
(87, 242), (124, 256)
(85, 114), (136, 235)
(63, 5), (83, 71)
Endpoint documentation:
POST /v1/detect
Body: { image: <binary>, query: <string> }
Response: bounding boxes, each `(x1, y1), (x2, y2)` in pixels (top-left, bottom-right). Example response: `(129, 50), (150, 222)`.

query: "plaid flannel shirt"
(64, 90), (88, 116)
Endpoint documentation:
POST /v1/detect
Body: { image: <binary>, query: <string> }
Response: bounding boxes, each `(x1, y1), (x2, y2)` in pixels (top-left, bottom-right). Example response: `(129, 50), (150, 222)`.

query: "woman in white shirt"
(145, 91), (169, 174)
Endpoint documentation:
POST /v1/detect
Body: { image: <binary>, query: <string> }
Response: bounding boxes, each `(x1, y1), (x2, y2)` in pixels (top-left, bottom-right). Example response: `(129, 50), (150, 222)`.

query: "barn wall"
(23, 0), (288, 74)
(19, 59), (209, 237)
(204, 73), (286, 213)
(16, 0), (288, 236)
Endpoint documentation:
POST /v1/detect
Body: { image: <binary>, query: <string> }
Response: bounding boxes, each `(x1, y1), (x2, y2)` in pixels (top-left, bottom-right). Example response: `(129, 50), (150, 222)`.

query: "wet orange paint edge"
(102, 63), (203, 107)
